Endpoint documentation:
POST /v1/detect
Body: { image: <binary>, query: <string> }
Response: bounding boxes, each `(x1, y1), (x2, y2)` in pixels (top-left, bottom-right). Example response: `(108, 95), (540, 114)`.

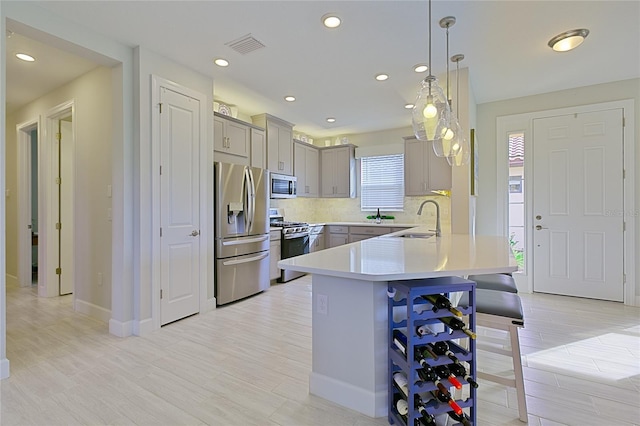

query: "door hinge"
(623, 169), (626, 179)
(56, 177), (61, 185)
(56, 222), (62, 230)
(55, 267), (62, 275)
(56, 132), (61, 141)
(623, 274), (626, 283)
(623, 221), (626, 232)
(159, 102), (163, 114)
(160, 289), (163, 299)
(160, 227), (163, 237)
(160, 165), (162, 175)
(622, 116), (625, 127)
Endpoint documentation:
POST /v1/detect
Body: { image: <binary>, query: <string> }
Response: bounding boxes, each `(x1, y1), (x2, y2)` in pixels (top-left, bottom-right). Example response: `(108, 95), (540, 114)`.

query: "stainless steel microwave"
(270, 173), (296, 199)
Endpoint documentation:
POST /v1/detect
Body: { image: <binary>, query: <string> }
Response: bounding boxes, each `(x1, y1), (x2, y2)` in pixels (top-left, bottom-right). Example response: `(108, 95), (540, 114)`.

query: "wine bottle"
(431, 388), (463, 415)
(448, 410), (472, 426)
(429, 341), (460, 364)
(448, 362), (479, 389)
(393, 393), (409, 416)
(414, 394), (437, 425)
(415, 324), (433, 337)
(438, 316), (477, 339)
(393, 329), (409, 355)
(417, 366), (452, 397)
(393, 371), (409, 397)
(375, 208), (382, 224)
(422, 294), (463, 317)
(433, 365), (463, 390)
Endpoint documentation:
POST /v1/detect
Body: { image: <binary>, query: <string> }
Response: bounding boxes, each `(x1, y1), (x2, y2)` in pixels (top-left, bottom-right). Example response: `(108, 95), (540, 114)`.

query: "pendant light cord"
(445, 25), (450, 104)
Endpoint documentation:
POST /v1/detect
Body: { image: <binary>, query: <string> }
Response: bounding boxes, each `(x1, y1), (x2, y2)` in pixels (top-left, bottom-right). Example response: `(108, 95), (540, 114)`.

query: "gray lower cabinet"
(309, 225), (325, 252)
(327, 225), (349, 248)
(348, 226), (391, 243)
(269, 229), (281, 281)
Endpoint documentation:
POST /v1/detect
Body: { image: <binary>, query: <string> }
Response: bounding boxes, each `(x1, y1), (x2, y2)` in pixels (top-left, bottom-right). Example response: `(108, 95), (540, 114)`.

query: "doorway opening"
(17, 120), (39, 289)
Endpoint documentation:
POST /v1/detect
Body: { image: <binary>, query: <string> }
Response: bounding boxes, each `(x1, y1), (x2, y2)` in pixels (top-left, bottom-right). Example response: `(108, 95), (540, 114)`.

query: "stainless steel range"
(270, 219), (310, 282)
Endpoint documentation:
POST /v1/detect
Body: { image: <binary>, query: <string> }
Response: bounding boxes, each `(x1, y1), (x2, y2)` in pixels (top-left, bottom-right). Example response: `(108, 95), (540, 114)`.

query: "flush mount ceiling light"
(322, 14), (341, 29)
(414, 64), (428, 73)
(375, 73), (389, 81)
(326, 117), (336, 123)
(548, 28), (589, 52)
(213, 58), (229, 67)
(16, 53), (35, 62)
(284, 96), (296, 102)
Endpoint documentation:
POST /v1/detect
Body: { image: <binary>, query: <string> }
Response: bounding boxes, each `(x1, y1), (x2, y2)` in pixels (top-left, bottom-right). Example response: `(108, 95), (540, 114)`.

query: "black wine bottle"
(430, 341), (460, 364)
(414, 394), (437, 425)
(430, 388), (463, 415)
(393, 329), (409, 355)
(433, 365), (463, 390)
(438, 316), (477, 339)
(393, 393), (409, 416)
(448, 410), (472, 426)
(421, 294), (463, 317)
(448, 362), (479, 388)
(417, 366), (452, 397)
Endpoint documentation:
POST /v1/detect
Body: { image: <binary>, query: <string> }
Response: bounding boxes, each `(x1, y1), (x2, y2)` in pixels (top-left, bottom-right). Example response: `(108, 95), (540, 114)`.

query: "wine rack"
(388, 277), (476, 426)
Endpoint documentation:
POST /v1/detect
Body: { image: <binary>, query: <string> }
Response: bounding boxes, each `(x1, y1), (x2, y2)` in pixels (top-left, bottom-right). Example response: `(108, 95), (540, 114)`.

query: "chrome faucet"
(417, 199), (441, 237)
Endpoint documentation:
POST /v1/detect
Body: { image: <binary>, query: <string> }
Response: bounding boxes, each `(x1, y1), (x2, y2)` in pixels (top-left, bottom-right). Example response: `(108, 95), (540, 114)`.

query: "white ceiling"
(6, 1), (640, 138)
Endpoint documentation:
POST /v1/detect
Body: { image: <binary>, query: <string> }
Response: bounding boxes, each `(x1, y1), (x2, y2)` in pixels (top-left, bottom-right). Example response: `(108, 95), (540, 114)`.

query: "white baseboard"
(75, 299), (111, 323)
(0, 358), (10, 380)
(5, 274), (17, 288)
(635, 296), (640, 307)
(133, 318), (154, 336)
(202, 297), (217, 313)
(309, 372), (387, 418)
(109, 318), (133, 337)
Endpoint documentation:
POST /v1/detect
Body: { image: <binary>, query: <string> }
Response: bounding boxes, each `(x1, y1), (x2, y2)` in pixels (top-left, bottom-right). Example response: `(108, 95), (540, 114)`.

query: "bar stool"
(467, 273), (518, 293)
(459, 289), (528, 422)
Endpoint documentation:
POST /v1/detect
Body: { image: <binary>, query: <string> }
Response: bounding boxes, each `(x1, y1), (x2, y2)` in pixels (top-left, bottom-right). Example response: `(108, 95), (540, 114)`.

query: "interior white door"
(159, 86), (201, 325)
(58, 118), (74, 295)
(532, 109), (624, 301)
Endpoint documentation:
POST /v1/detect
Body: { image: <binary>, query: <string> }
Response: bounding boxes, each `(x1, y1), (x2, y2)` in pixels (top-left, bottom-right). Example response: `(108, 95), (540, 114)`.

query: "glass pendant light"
(411, 0), (451, 143)
(433, 16), (462, 158)
(447, 54), (470, 167)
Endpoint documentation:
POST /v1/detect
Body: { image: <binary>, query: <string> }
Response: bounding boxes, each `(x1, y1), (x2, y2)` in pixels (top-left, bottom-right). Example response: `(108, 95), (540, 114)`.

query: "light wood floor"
(2, 276), (639, 425)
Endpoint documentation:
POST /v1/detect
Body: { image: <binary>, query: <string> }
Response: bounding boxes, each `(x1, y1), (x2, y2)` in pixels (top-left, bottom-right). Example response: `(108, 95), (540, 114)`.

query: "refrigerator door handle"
(222, 251), (269, 266)
(221, 235), (269, 246)
(244, 167), (254, 232)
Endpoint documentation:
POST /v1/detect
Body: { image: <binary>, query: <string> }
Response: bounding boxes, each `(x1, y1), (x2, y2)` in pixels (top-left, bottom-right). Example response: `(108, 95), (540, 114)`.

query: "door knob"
(189, 230), (200, 237)
(535, 225), (547, 230)
(536, 215), (542, 220)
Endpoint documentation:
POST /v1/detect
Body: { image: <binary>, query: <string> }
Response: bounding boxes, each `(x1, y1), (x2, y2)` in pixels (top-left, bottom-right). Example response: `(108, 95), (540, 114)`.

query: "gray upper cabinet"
(404, 136), (452, 195)
(214, 113), (250, 159)
(252, 113), (294, 175)
(294, 141), (320, 197)
(321, 145), (356, 198)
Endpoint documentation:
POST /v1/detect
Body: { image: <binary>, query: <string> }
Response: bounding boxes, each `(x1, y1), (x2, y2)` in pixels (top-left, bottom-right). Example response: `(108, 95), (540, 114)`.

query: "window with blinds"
(360, 154), (405, 211)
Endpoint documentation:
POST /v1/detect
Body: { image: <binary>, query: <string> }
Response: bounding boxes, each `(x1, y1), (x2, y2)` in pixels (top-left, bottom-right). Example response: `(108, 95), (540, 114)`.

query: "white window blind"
(360, 154), (404, 211)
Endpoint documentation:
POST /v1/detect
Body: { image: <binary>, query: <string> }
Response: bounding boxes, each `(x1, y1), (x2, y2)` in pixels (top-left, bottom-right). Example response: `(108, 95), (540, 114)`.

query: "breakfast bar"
(278, 227), (517, 418)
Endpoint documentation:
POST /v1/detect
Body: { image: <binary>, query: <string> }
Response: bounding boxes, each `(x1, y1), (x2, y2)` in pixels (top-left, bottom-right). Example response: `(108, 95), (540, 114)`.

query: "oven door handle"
(283, 232), (310, 240)
(222, 252), (269, 266)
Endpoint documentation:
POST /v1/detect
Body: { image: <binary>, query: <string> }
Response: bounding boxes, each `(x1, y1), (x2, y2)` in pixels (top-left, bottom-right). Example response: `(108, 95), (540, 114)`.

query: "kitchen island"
(277, 226), (517, 418)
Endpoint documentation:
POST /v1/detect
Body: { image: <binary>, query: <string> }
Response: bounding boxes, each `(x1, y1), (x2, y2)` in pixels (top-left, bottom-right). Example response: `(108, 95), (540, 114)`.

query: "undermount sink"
(387, 231), (436, 239)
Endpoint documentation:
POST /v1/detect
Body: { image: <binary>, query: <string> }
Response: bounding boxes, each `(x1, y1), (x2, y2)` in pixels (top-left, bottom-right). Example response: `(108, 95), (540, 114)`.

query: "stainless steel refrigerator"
(214, 162), (270, 305)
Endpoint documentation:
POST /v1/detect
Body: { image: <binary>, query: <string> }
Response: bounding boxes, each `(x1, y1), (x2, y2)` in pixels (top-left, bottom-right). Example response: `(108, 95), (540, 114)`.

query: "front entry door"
(532, 109), (624, 301)
(159, 86), (201, 325)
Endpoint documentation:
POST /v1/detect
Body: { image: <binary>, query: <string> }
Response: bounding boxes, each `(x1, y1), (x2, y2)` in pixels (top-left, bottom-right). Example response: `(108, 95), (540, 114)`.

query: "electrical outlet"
(317, 294), (328, 315)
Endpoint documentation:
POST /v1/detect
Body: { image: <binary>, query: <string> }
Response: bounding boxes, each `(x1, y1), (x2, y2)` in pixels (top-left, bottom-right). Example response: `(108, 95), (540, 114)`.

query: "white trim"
(150, 75), (208, 330)
(133, 318), (154, 336)
(496, 100), (636, 305)
(354, 143), (404, 158)
(202, 297), (217, 314)
(74, 299), (111, 322)
(108, 318), (133, 338)
(0, 358), (10, 380)
(16, 119), (38, 288)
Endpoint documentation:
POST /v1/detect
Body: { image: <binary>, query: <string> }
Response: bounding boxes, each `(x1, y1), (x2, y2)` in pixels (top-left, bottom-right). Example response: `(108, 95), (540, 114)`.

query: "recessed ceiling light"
(322, 14), (341, 29)
(214, 58), (229, 67)
(16, 53), (35, 62)
(375, 73), (389, 81)
(414, 64), (428, 73)
(404, 103), (415, 109)
(548, 28), (589, 52)
(326, 117), (336, 123)
(284, 96), (296, 102)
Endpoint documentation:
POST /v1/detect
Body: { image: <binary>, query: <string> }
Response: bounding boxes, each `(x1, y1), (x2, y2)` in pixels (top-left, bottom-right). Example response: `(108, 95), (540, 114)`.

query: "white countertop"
(278, 226), (517, 281)
(307, 222), (415, 228)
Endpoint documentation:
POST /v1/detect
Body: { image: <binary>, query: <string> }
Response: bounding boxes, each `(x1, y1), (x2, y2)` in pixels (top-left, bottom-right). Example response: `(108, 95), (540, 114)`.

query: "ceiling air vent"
(225, 33), (265, 55)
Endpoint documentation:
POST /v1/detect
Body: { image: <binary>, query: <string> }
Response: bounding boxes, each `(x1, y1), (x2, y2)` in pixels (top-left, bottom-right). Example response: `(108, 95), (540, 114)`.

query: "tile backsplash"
(271, 196), (451, 231)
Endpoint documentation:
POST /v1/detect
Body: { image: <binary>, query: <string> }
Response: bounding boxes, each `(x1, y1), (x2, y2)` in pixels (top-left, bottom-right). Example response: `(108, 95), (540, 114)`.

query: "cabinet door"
(334, 147), (352, 197)
(306, 146), (319, 197)
(321, 149), (336, 196)
(225, 120), (249, 158)
(428, 147), (452, 191)
(251, 128), (266, 169)
(404, 138), (427, 195)
(329, 233), (348, 248)
(269, 240), (281, 280)
(278, 124), (293, 175)
(214, 116), (225, 152)
(267, 122), (281, 172)
(294, 142), (307, 195)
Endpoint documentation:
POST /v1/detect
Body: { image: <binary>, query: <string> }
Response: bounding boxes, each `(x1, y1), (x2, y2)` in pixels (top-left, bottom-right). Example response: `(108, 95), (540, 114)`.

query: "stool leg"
(509, 325), (528, 422)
